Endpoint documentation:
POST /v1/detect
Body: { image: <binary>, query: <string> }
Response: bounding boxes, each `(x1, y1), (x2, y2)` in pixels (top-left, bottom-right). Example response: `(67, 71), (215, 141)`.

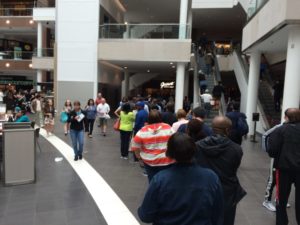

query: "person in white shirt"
(97, 98), (110, 136)
(201, 89), (213, 118)
(0, 89), (4, 103)
(172, 109), (188, 132)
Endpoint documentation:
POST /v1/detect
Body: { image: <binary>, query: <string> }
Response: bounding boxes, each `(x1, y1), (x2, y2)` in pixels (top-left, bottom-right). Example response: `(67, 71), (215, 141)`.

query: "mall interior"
(0, 0), (300, 224)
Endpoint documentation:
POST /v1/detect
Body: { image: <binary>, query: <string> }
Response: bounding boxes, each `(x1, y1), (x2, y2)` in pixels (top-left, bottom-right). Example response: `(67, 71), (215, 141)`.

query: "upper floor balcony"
(98, 23), (192, 63)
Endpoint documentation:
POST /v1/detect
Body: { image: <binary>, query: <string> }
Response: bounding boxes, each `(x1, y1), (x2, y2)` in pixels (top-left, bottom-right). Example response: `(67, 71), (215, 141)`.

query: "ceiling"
(120, 0), (181, 23)
(192, 4), (246, 41)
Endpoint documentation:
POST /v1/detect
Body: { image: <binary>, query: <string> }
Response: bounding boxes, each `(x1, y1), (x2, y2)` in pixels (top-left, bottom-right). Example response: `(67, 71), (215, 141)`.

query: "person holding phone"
(69, 101), (85, 161)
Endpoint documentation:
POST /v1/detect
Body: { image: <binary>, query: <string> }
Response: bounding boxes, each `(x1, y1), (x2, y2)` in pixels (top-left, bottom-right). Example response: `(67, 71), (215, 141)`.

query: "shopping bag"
(113, 118), (120, 131)
(60, 112), (68, 123)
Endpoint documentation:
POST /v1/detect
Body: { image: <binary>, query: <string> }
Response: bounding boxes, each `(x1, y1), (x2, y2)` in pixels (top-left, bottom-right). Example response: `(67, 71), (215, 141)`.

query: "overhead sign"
(160, 82), (175, 89)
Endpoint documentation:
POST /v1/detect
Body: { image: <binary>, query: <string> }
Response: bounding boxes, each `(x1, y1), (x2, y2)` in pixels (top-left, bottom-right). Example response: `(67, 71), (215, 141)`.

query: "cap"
(136, 101), (145, 108)
(15, 107), (21, 113)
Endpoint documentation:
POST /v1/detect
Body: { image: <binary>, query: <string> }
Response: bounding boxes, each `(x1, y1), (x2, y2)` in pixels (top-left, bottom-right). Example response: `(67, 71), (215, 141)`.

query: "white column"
(193, 69), (200, 108)
(37, 21), (43, 92)
(175, 63), (186, 111)
(246, 51), (261, 135)
(124, 71), (130, 97)
(179, 0), (189, 39)
(281, 26), (300, 122)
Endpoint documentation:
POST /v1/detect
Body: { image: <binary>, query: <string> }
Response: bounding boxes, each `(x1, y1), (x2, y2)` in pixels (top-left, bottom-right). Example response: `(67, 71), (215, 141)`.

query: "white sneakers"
(263, 201), (291, 212)
(263, 201), (276, 212)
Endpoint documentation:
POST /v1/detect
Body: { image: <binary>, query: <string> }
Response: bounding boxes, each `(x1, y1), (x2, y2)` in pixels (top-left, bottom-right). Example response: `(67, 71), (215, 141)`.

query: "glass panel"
(0, 51), (33, 60)
(99, 24), (191, 39)
(247, 0), (269, 20)
(33, 48), (54, 57)
(0, 8), (33, 16)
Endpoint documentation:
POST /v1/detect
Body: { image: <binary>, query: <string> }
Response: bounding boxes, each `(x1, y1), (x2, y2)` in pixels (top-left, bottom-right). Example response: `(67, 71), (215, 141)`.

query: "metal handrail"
(0, 50), (34, 60)
(33, 48), (54, 57)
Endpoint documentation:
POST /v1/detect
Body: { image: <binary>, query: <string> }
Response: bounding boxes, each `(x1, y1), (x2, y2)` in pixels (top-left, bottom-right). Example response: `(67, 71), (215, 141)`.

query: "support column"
(175, 63), (186, 111)
(123, 71), (130, 97)
(179, 0), (189, 39)
(37, 21), (43, 92)
(246, 51), (261, 135)
(193, 68), (200, 108)
(281, 26), (300, 122)
(184, 71), (189, 97)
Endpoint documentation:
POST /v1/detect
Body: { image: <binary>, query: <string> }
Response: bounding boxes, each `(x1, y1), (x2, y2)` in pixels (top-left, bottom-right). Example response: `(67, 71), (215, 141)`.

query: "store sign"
(160, 82), (175, 89)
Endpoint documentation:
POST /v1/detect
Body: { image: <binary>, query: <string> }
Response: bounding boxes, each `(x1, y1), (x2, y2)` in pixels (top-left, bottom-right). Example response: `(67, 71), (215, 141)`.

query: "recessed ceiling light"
(124, 66), (128, 69)
(5, 63), (10, 67)
(124, 21), (128, 25)
(29, 20), (34, 24)
(6, 20), (10, 24)
(29, 63), (33, 68)
(172, 65), (176, 69)
(147, 69), (150, 73)
(170, 62), (173, 65)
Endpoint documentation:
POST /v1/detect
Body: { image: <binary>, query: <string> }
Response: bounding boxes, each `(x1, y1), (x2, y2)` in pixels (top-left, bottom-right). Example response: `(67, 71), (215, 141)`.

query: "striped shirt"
(131, 123), (175, 167)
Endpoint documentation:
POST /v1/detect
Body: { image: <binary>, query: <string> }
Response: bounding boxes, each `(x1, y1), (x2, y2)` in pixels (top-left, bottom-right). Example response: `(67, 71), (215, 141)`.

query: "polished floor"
(0, 121), (298, 225)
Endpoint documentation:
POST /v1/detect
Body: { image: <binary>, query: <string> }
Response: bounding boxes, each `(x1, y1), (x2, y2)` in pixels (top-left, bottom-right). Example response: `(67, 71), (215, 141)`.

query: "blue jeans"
(144, 164), (173, 183)
(70, 129), (84, 156)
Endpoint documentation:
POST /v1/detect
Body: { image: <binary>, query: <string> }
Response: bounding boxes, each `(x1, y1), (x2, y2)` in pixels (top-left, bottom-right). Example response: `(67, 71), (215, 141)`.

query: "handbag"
(60, 111), (68, 123)
(113, 118), (120, 131)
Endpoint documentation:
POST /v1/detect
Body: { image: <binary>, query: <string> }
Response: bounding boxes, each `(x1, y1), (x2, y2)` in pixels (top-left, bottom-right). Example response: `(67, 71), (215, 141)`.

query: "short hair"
(233, 102), (240, 111)
(122, 103), (131, 114)
(73, 100), (81, 106)
(187, 119), (206, 142)
(176, 109), (187, 119)
(166, 133), (196, 163)
(166, 103), (175, 113)
(148, 110), (162, 124)
(285, 108), (300, 123)
(192, 107), (206, 119)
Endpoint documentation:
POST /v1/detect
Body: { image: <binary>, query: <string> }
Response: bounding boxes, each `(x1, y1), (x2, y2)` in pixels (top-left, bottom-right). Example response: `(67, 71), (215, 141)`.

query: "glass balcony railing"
(0, 51), (33, 60)
(247, 0), (269, 20)
(99, 24), (191, 39)
(0, 8), (33, 16)
(0, 49), (53, 60)
(33, 48), (54, 57)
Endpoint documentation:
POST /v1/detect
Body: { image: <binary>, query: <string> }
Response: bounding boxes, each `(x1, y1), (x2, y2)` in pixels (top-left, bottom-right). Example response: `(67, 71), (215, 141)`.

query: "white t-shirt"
(97, 103), (110, 118)
(0, 91), (3, 102)
(201, 93), (213, 103)
(36, 100), (42, 112)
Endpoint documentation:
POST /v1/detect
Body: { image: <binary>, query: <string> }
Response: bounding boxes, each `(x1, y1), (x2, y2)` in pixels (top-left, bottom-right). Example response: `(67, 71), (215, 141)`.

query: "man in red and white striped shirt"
(132, 110), (175, 182)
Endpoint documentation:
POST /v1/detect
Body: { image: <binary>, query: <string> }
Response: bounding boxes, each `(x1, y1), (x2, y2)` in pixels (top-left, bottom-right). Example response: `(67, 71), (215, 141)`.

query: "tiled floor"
(0, 120), (298, 225)
(0, 137), (107, 225)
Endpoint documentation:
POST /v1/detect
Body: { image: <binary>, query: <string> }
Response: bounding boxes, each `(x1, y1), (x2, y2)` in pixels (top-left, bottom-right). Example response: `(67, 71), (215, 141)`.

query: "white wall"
(192, 0), (237, 8)
(32, 57), (54, 70)
(242, 0), (300, 51)
(33, 8), (56, 21)
(99, 39), (191, 62)
(264, 52), (287, 65)
(56, 0), (99, 94)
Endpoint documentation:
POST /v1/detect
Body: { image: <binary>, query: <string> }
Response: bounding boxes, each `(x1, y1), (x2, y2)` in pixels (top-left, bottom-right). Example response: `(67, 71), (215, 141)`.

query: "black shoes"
(74, 155), (78, 161)
(78, 154), (83, 160)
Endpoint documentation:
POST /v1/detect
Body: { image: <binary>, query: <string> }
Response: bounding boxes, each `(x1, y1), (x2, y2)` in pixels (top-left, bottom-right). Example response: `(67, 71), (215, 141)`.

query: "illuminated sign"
(160, 82), (175, 89)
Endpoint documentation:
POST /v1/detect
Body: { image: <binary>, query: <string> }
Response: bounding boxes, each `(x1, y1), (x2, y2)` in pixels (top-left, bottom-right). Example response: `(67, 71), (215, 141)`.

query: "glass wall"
(247, 0), (269, 20)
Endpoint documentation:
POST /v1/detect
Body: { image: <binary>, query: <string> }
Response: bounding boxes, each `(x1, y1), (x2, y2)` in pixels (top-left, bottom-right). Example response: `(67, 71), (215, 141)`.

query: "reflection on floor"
(0, 120), (297, 225)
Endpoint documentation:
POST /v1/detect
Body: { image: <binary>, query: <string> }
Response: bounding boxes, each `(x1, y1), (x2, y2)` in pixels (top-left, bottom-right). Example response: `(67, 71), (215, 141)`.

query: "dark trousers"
(120, 130), (132, 157)
(223, 205), (237, 225)
(276, 170), (300, 225)
(144, 164), (173, 183)
(85, 119), (95, 135)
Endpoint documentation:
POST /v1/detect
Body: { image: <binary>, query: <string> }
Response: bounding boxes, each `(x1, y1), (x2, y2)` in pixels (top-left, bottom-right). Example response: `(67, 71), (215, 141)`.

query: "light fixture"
(172, 65), (176, 69)
(124, 21), (128, 25)
(170, 62), (173, 65)
(147, 69), (150, 73)
(5, 20), (10, 24)
(29, 63), (33, 68)
(5, 63), (10, 68)
(124, 66), (128, 69)
(29, 20), (34, 24)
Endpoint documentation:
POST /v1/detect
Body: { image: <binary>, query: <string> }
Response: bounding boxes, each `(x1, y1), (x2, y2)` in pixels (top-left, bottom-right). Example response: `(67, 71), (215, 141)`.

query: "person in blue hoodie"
(133, 101), (148, 135)
(138, 133), (223, 225)
(84, 99), (97, 138)
(15, 107), (30, 123)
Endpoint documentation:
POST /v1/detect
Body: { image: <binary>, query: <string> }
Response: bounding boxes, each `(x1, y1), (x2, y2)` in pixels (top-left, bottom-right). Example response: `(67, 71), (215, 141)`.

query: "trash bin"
(2, 122), (35, 186)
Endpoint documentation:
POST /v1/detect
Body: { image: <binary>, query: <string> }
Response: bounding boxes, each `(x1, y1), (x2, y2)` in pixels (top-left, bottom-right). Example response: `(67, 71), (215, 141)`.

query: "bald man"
(268, 108), (300, 225)
(195, 116), (246, 225)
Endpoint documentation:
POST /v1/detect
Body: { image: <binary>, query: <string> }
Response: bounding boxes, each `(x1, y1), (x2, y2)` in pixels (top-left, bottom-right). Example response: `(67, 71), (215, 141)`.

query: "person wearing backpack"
(226, 102), (248, 145)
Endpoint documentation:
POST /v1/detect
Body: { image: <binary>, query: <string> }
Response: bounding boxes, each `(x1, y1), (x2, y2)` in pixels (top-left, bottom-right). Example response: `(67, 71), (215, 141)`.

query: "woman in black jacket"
(69, 101), (86, 161)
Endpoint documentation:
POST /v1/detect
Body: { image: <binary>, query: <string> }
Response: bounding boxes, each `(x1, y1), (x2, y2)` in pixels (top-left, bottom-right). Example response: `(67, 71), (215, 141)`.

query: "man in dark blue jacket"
(133, 101), (148, 135)
(138, 133), (223, 225)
